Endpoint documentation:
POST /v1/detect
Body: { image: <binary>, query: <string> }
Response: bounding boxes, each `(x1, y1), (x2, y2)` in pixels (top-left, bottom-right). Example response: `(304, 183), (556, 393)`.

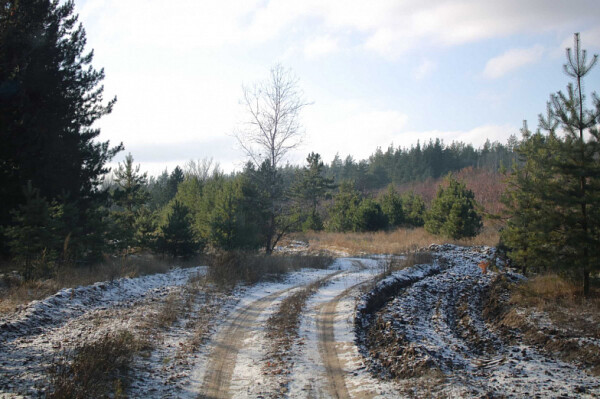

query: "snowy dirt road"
(2, 247), (599, 398)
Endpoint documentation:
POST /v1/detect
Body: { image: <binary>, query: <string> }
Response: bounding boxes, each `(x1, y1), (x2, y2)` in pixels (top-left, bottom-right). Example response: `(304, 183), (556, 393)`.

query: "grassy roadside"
(485, 272), (600, 375)
(293, 224), (500, 256)
(49, 330), (149, 399)
(0, 255), (205, 315)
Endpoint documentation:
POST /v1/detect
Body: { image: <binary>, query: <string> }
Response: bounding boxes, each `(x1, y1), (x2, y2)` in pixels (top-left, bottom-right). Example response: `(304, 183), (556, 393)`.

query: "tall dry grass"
(295, 224), (500, 256)
(510, 273), (599, 308)
(207, 251), (333, 287)
(0, 255), (194, 315)
(49, 330), (149, 399)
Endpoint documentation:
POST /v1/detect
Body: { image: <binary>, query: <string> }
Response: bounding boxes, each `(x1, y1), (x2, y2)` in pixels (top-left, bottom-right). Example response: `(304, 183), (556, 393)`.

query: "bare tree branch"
(235, 64), (310, 169)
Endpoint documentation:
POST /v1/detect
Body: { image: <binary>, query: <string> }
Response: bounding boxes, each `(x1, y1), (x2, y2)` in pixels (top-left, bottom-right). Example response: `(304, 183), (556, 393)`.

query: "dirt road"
(198, 287), (294, 399)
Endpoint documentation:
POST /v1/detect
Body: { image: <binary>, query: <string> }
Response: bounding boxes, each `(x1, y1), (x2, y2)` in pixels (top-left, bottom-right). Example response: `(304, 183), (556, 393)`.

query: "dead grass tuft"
(510, 273), (587, 307)
(49, 330), (149, 399)
(0, 255), (185, 315)
(208, 251), (333, 287)
(295, 225), (499, 256)
(485, 273), (600, 375)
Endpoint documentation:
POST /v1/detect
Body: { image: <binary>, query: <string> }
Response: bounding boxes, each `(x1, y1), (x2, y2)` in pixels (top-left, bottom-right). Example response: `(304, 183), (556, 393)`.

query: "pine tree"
(5, 183), (54, 279)
(167, 166), (185, 199)
(379, 184), (404, 228)
(158, 201), (199, 258)
(0, 0), (122, 254)
(502, 33), (600, 295)
(401, 191), (426, 227)
(326, 181), (361, 232)
(501, 124), (558, 275)
(292, 152), (335, 231)
(425, 175), (482, 239)
(111, 154), (150, 251)
(354, 199), (387, 232)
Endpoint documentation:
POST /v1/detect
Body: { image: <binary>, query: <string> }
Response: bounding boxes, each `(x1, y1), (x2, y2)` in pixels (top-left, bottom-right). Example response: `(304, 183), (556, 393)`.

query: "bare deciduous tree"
(236, 64), (309, 169)
(235, 65), (309, 253)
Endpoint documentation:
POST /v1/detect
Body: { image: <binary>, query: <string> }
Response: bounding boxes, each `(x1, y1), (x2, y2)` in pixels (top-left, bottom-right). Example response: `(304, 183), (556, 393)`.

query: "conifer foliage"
(0, 0), (121, 257)
(158, 201), (199, 258)
(502, 33), (600, 295)
(425, 175), (482, 239)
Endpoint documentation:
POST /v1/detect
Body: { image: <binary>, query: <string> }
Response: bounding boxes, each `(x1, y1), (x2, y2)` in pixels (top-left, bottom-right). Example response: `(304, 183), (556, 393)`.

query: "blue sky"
(74, 0), (600, 175)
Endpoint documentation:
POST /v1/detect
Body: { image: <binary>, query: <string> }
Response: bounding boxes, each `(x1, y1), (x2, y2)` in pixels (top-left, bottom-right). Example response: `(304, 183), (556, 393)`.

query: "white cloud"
(303, 36), (339, 59)
(483, 45), (545, 79)
(77, 0), (600, 57)
(413, 59), (436, 80)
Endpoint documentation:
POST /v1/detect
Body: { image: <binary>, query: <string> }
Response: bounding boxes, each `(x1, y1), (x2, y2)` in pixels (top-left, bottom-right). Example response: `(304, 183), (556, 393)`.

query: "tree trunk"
(583, 268), (590, 297)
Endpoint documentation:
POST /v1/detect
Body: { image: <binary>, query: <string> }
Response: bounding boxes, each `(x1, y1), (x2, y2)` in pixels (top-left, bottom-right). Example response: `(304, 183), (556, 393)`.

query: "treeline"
(0, 0), (500, 279)
(324, 138), (517, 191)
(93, 151), (484, 256)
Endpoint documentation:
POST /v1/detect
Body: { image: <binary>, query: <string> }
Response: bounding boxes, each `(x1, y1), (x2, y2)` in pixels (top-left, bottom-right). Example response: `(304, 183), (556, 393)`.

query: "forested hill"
(319, 137), (517, 192)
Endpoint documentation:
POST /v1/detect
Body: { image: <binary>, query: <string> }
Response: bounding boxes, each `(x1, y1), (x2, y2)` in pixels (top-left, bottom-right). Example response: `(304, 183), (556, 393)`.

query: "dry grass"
(295, 224), (500, 256)
(156, 291), (186, 329)
(510, 273), (593, 307)
(49, 330), (149, 399)
(208, 251), (333, 287)
(0, 255), (194, 315)
(264, 276), (331, 377)
(486, 273), (600, 375)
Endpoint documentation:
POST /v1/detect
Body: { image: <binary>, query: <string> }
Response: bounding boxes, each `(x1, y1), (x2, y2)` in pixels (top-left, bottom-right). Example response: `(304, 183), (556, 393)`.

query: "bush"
(49, 331), (146, 399)
(401, 191), (426, 227)
(354, 199), (388, 232)
(425, 175), (482, 239)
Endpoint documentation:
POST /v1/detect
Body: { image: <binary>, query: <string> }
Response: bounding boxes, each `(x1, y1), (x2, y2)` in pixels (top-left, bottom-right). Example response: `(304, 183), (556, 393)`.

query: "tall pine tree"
(0, 0), (122, 256)
(502, 33), (600, 295)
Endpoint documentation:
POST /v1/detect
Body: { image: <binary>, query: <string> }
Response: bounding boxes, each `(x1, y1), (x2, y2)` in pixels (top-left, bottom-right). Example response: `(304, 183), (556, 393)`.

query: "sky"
(73, 0), (600, 176)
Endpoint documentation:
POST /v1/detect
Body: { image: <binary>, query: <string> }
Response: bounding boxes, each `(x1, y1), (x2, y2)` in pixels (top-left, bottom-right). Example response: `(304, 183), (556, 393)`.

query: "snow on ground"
(0, 266), (207, 340)
(287, 257), (390, 398)
(2, 245), (599, 398)
(197, 266), (344, 398)
(360, 244), (600, 398)
(0, 267), (206, 397)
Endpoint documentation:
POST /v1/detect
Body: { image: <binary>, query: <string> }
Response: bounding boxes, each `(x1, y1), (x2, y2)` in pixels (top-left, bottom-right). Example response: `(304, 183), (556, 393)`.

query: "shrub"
(49, 330), (146, 399)
(354, 199), (388, 232)
(425, 175), (482, 239)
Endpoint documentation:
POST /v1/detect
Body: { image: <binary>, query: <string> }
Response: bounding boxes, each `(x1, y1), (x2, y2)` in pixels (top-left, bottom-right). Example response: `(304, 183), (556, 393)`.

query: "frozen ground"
(1, 246), (598, 398)
(358, 244), (600, 398)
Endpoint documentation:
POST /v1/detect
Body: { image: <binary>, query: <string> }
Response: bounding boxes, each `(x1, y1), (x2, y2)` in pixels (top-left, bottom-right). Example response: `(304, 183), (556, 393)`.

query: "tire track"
(198, 287), (292, 399)
(198, 271), (344, 399)
(317, 280), (372, 399)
